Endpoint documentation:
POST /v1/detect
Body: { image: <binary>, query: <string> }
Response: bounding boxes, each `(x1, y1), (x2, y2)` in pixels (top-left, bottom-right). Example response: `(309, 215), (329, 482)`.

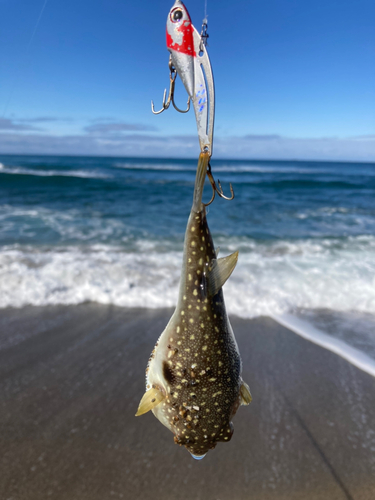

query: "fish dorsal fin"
(206, 251), (239, 297)
(135, 387), (165, 416)
(240, 381), (252, 405)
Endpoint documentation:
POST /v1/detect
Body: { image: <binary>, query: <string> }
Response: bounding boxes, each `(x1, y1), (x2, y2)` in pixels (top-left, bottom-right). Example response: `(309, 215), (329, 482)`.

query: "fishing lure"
(152, 0), (233, 203)
(152, 0), (214, 157)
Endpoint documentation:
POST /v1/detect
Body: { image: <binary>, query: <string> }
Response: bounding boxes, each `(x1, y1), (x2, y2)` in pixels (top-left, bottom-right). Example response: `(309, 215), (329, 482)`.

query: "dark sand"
(0, 305), (374, 500)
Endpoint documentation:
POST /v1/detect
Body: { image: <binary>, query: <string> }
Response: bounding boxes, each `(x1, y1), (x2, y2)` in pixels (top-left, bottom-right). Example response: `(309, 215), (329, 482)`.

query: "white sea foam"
(212, 165), (334, 174)
(114, 162), (189, 171)
(0, 245), (181, 309)
(113, 162), (334, 174)
(0, 166), (110, 179)
(114, 161), (375, 176)
(1, 237), (374, 316)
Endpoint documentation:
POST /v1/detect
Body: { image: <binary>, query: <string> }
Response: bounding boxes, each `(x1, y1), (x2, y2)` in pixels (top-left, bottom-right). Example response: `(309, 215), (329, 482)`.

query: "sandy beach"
(0, 304), (374, 500)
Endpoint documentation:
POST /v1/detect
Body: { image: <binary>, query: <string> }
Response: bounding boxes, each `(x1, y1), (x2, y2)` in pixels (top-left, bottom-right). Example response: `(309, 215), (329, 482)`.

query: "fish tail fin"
(192, 151), (210, 212)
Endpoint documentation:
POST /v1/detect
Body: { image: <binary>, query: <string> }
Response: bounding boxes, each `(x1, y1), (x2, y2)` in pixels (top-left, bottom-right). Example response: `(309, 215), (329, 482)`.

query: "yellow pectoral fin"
(207, 251), (239, 297)
(240, 381), (252, 405)
(135, 387), (165, 416)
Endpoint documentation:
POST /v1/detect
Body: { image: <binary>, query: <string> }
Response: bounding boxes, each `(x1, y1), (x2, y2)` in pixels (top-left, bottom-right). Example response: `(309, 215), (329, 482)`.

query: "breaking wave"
(0, 164), (110, 179)
(1, 154), (374, 370)
(1, 236), (374, 316)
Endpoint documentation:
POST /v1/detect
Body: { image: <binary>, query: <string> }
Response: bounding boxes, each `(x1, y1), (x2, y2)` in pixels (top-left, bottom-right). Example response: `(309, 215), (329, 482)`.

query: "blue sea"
(1, 155), (375, 365)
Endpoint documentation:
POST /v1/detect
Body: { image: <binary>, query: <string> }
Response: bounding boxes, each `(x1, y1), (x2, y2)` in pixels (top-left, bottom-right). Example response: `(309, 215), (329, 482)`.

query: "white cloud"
(0, 125), (374, 162)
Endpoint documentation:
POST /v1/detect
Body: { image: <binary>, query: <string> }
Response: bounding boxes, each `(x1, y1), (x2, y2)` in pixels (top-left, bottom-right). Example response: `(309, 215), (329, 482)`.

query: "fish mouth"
(189, 452), (207, 460)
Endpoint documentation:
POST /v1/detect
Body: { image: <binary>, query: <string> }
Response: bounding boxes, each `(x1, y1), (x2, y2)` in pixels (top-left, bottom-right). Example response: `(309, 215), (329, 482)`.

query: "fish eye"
(172, 9), (183, 22)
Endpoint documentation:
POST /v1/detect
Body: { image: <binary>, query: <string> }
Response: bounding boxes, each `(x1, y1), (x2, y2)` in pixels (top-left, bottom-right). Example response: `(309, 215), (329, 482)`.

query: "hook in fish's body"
(136, 152), (251, 459)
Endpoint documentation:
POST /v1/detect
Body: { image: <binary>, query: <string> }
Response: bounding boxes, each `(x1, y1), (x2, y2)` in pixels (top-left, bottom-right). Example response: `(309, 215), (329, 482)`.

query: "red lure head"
(166, 1), (195, 57)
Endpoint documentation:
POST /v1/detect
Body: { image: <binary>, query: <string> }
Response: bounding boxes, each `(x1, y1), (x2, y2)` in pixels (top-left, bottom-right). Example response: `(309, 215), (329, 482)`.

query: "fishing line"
(2, 0), (49, 118)
(27, 0), (49, 53)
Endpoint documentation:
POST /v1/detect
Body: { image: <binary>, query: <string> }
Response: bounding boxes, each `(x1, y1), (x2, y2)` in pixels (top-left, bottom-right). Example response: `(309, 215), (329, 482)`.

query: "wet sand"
(0, 304), (374, 500)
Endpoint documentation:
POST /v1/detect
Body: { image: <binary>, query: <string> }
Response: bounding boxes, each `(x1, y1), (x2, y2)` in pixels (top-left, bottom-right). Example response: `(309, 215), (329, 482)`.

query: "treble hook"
(204, 161), (235, 207)
(151, 57), (191, 115)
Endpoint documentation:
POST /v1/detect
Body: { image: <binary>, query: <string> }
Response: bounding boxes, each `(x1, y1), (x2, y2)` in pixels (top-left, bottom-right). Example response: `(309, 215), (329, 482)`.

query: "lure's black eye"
(172, 9), (183, 22)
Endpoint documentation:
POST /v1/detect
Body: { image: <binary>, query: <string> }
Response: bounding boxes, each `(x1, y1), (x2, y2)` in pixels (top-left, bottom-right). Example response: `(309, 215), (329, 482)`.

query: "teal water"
(1, 154), (375, 359)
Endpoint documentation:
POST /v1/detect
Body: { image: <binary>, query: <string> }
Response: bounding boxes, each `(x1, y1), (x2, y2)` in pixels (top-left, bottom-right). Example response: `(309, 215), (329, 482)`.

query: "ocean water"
(1, 154), (375, 365)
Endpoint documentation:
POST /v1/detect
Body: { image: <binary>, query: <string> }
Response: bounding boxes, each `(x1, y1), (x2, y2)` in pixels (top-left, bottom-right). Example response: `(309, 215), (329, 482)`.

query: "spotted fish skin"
(136, 152), (251, 458)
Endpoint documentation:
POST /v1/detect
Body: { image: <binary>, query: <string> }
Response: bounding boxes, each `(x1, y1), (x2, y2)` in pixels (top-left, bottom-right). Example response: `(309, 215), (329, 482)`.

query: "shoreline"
(0, 304), (374, 499)
(2, 301), (375, 379)
(272, 313), (375, 378)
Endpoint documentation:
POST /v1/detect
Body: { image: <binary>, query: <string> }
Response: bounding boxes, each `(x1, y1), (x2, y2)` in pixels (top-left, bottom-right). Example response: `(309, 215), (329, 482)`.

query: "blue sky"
(0, 0), (374, 160)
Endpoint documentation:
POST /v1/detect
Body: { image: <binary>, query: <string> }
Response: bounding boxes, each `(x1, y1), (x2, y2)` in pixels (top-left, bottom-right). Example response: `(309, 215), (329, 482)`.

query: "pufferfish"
(136, 152), (251, 459)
